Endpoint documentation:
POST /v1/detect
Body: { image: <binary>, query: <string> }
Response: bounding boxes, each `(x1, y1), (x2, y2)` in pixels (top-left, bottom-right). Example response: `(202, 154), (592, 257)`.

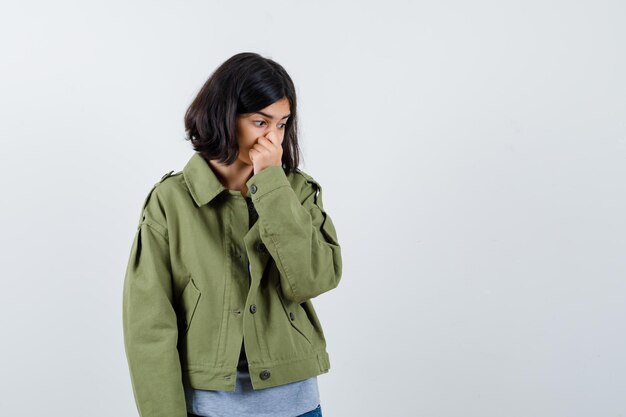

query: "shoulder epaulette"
(159, 170), (175, 182)
(295, 169), (323, 209)
(136, 170), (176, 228)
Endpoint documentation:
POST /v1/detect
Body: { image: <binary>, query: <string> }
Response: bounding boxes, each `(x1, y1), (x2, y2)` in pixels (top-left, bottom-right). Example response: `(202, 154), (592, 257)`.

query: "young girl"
(122, 52), (342, 417)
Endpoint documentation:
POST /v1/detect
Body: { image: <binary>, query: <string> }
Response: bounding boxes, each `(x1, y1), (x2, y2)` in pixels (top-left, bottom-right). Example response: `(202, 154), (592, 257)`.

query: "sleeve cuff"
(246, 165), (291, 200)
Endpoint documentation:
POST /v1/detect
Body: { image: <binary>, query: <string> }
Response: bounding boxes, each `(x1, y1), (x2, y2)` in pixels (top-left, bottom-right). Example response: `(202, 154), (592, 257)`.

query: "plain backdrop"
(1, 1), (625, 416)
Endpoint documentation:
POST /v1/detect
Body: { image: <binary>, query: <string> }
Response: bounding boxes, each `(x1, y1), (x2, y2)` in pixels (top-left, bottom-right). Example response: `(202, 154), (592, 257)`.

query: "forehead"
(244, 98), (291, 119)
(262, 97), (290, 111)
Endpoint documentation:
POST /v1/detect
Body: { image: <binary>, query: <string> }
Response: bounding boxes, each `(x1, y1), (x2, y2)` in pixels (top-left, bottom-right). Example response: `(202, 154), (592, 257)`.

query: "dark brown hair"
(184, 52), (302, 172)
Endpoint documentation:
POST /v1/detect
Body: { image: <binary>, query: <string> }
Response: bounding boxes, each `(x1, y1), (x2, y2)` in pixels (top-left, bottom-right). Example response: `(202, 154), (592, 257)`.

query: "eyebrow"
(253, 111), (291, 120)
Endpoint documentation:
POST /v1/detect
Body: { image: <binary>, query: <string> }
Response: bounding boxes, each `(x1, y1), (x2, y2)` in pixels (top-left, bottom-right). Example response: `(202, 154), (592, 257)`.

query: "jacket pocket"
(275, 282), (313, 345)
(177, 277), (201, 336)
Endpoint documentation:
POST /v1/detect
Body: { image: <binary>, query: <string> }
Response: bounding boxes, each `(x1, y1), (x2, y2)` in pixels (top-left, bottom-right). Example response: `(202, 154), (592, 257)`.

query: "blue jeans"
(188, 404), (322, 417)
(296, 404), (322, 417)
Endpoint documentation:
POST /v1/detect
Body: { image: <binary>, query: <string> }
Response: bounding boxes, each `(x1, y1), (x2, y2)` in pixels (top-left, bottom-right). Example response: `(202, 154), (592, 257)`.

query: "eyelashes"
(254, 120), (287, 129)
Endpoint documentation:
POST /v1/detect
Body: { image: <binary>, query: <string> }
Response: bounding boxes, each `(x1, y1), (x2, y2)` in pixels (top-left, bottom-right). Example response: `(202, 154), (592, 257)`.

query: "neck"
(206, 157), (254, 195)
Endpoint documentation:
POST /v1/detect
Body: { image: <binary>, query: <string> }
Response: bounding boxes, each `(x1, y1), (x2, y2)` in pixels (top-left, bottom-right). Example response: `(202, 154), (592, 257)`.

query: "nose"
(266, 126), (284, 142)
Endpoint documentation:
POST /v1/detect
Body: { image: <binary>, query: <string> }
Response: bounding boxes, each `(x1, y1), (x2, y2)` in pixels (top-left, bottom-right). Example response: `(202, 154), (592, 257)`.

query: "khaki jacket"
(122, 152), (342, 417)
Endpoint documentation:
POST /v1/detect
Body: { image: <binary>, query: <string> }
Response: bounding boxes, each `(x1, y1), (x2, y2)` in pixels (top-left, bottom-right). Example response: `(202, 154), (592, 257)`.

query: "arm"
(122, 188), (187, 417)
(246, 165), (342, 304)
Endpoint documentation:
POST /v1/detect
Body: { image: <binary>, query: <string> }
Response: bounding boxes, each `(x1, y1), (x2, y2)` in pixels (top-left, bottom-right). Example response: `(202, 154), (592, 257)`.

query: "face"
(235, 96), (291, 165)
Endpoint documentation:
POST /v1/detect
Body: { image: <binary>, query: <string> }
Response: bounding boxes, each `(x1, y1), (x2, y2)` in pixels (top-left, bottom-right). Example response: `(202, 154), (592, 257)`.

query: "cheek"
(242, 135), (258, 149)
(237, 127), (256, 148)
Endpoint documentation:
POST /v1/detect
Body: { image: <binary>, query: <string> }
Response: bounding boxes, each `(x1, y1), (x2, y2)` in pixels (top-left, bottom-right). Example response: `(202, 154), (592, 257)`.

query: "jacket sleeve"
(122, 187), (187, 417)
(246, 165), (342, 304)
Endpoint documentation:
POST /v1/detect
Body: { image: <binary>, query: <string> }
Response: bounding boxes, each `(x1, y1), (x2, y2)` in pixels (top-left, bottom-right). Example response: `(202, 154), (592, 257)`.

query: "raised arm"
(246, 165), (342, 304)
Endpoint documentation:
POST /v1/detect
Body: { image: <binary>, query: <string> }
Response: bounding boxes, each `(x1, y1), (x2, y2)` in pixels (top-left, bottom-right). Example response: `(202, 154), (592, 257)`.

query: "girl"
(123, 52), (342, 417)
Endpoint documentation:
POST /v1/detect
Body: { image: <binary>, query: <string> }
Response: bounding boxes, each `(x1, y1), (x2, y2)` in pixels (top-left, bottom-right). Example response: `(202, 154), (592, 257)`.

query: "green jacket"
(122, 151), (342, 417)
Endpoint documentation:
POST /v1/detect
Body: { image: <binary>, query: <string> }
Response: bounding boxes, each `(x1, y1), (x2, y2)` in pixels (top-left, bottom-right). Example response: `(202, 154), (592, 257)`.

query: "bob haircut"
(184, 52), (302, 173)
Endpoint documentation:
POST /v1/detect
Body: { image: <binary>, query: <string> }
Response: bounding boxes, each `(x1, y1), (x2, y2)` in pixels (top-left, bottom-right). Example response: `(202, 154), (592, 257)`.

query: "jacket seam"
(253, 184), (291, 202)
(184, 348), (327, 368)
(142, 219), (168, 241)
(259, 216), (299, 302)
(270, 233), (299, 301)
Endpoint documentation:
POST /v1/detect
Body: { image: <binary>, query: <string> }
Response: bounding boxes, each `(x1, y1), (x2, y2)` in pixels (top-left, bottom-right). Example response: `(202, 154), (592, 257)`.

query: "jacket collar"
(183, 152), (229, 207)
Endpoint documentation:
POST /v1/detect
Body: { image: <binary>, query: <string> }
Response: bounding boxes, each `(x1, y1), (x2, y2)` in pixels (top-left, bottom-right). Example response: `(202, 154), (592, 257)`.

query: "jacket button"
(289, 312), (295, 321)
(257, 242), (266, 253)
(249, 304), (257, 314)
(259, 370), (271, 380)
(250, 184), (257, 194)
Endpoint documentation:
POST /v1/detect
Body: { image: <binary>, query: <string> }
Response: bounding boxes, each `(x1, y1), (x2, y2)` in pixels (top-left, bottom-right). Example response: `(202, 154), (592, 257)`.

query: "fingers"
(254, 137), (274, 152)
(249, 131), (283, 171)
(249, 140), (273, 161)
(259, 133), (280, 148)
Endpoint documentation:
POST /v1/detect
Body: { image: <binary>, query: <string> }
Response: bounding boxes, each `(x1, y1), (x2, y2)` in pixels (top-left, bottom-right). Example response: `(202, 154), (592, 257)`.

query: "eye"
(254, 120), (288, 129)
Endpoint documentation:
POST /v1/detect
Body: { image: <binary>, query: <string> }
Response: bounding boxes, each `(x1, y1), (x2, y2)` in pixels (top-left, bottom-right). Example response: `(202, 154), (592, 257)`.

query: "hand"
(249, 131), (283, 175)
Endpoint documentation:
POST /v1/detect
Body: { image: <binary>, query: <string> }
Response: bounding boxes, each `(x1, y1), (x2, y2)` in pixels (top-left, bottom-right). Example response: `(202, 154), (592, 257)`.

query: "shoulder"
(288, 167), (321, 189)
(152, 169), (186, 198)
(289, 167), (324, 207)
(137, 169), (185, 231)
(292, 167), (320, 186)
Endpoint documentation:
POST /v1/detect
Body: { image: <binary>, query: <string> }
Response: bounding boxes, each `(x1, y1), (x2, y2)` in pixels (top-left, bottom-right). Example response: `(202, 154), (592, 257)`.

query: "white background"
(1, 1), (625, 416)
